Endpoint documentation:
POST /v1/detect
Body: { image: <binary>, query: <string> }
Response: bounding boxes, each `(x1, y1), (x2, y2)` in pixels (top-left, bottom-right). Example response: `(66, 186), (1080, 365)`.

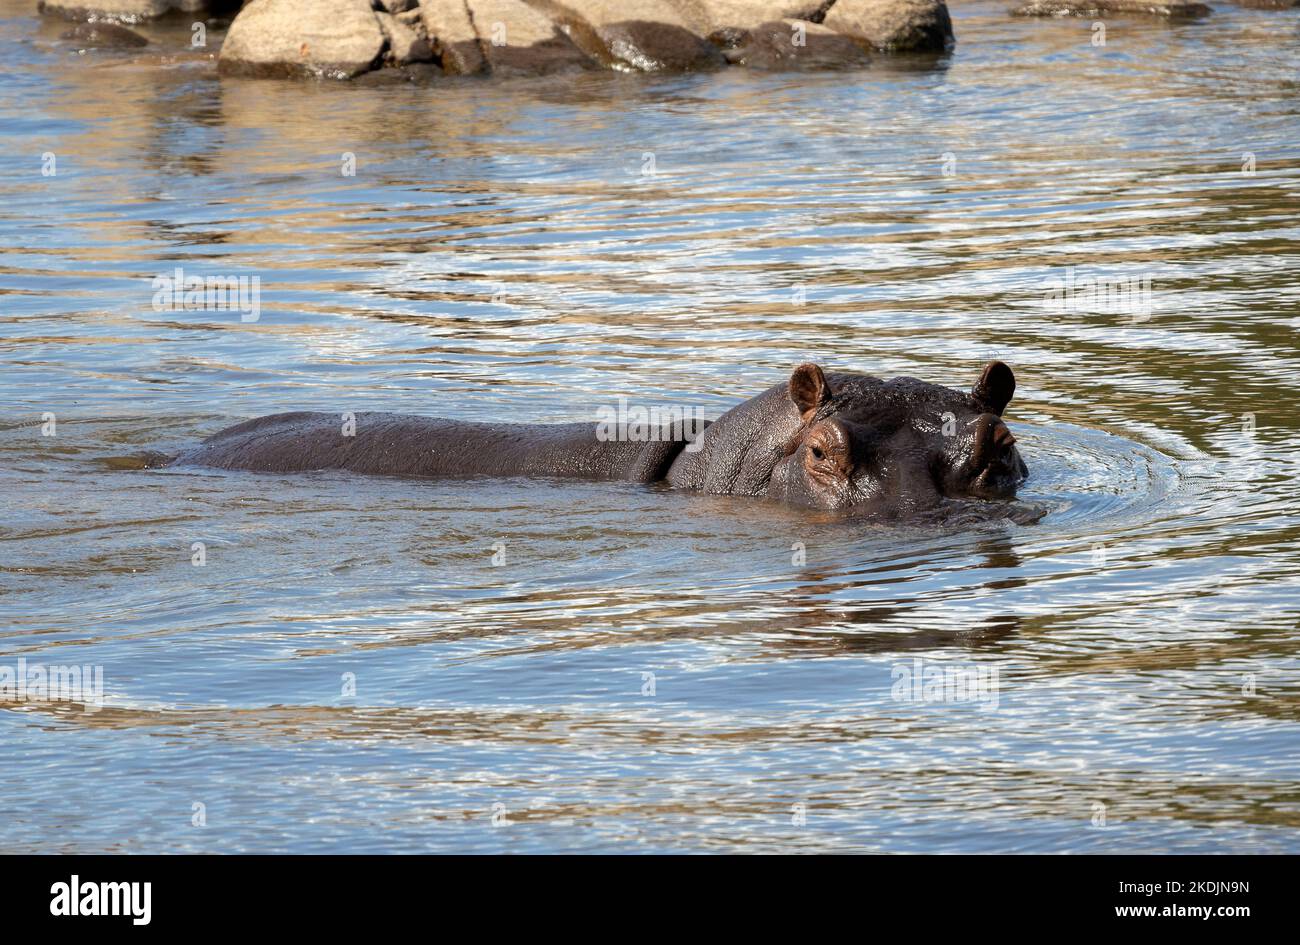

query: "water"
(2, 2), (1299, 853)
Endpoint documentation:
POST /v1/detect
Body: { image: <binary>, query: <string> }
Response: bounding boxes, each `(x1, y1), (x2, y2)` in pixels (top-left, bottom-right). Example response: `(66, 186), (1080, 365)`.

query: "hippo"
(166, 361), (1028, 517)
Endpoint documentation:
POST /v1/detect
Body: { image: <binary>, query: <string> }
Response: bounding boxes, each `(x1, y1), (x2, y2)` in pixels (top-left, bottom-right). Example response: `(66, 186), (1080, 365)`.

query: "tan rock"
(544, 0), (698, 31)
(540, 0), (722, 71)
(395, 7), (427, 31)
(468, 0), (596, 75)
(218, 0), (387, 79)
(420, 0), (486, 74)
(377, 10), (434, 64)
(823, 0), (954, 52)
(664, 0), (824, 34)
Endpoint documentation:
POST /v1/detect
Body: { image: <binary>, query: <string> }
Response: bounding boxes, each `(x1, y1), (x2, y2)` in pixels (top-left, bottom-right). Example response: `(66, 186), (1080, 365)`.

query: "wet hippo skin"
(169, 361), (1029, 517)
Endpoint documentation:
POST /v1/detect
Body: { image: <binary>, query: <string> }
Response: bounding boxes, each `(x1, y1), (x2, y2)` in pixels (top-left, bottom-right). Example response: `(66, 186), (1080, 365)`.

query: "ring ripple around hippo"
(164, 362), (1034, 521)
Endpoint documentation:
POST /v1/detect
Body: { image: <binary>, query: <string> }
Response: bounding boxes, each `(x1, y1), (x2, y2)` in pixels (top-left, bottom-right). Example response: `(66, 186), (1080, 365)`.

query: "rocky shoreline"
(37, 0), (1300, 80)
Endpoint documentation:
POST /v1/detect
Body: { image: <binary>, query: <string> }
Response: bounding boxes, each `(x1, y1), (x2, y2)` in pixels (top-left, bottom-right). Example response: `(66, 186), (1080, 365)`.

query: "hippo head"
(767, 361), (1029, 515)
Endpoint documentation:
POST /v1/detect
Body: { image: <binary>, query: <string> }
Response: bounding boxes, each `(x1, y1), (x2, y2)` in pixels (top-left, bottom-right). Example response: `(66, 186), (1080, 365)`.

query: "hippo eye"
(810, 445), (825, 461)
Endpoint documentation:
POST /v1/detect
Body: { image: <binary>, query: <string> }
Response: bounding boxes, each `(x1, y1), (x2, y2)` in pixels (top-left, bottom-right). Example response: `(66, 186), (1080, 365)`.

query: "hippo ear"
(972, 361), (1015, 416)
(789, 363), (831, 419)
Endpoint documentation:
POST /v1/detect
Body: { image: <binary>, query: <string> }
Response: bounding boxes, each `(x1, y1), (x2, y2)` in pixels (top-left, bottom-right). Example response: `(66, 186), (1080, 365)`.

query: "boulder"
(823, 0), (953, 52)
(420, 0), (486, 74)
(600, 20), (725, 70)
(665, 0), (826, 34)
(540, 0), (722, 71)
(727, 19), (870, 69)
(377, 10), (434, 64)
(1010, 0), (1210, 14)
(707, 25), (750, 47)
(466, 0), (596, 75)
(395, 7), (426, 29)
(218, 0), (388, 79)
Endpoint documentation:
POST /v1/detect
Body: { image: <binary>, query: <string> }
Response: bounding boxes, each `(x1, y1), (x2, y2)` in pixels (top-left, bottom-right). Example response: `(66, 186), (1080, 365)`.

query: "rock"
(667, 0), (826, 34)
(395, 7), (426, 30)
(823, 0), (953, 52)
(38, 0), (173, 21)
(172, 0), (980, 81)
(728, 18), (870, 68)
(466, 0), (596, 75)
(600, 20), (725, 70)
(218, 0), (388, 79)
(1010, 0), (1210, 15)
(539, 0), (722, 71)
(706, 25), (751, 47)
(420, 0), (486, 74)
(60, 21), (149, 46)
(377, 10), (434, 64)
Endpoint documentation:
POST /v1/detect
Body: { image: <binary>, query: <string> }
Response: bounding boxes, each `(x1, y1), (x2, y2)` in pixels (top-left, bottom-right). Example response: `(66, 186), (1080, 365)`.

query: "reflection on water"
(2, 1), (1299, 852)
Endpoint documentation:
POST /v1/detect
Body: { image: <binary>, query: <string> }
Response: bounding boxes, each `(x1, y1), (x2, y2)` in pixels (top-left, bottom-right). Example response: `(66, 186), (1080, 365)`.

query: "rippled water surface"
(3, 1), (1300, 853)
